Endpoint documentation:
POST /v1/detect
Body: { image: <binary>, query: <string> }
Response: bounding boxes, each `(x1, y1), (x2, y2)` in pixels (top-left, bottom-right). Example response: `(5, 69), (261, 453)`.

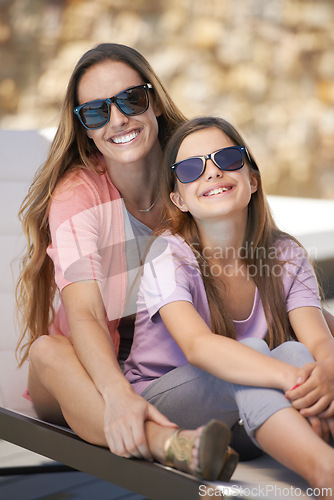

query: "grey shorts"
(142, 339), (314, 450)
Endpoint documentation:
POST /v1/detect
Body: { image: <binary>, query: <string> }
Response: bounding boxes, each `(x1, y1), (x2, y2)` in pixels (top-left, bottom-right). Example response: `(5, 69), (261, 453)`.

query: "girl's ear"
(170, 191), (188, 212)
(86, 129), (93, 139)
(250, 173), (258, 194)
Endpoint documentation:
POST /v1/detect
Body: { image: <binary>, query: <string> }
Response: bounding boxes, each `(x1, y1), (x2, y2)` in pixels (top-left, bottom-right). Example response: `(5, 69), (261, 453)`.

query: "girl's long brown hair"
(158, 116), (306, 348)
(16, 43), (186, 365)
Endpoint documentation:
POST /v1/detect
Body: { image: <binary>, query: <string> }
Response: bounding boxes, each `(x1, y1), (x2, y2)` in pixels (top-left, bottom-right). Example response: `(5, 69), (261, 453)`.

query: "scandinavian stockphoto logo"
(55, 201), (317, 320)
(191, 241), (317, 280)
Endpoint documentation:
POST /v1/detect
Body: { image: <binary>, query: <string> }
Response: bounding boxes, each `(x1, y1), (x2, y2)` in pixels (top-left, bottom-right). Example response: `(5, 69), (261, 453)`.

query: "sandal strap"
(164, 429), (200, 476)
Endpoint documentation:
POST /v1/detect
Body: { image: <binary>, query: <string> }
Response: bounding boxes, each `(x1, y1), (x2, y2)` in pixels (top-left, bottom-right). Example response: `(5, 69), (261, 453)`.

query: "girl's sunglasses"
(170, 146), (250, 184)
(74, 83), (153, 130)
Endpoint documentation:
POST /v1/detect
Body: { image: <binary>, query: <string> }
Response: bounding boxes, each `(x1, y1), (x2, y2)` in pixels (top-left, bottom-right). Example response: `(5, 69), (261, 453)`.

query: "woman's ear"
(86, 129), (93, 139)
(150, 90), (162, 117)
(153, 99), (162, 118)
(170, 191), (188, 212)
(250, 173), (258, 194)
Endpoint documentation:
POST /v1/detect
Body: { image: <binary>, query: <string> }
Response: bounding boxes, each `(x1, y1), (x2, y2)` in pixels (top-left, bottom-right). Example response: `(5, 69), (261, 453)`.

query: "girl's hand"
(318, 401), (334, 419)
(308, 416), (334, 442)
(285, 361), (334, 417)
(103, 386), (177, 459)
(308, 416), (330, 443)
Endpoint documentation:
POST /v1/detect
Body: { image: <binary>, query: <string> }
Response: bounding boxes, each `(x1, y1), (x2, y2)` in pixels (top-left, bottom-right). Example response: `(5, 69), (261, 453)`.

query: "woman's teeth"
(112, 131), (139, 144)
(205, 186), (232, 196)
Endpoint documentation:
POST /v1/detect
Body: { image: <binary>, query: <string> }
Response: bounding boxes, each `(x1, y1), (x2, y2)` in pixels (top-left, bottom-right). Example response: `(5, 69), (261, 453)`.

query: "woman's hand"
(103, 385), (177, 460)
(285, 361), (334, 418)
(62, 282), (177, 459)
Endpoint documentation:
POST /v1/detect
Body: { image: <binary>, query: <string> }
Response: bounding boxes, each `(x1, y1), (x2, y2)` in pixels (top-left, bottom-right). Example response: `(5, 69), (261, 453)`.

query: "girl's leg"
(141, 362), (240, 429)
(256, 407), (334, 495)
(141, 360), (260, 460)
(270, 339), (315, 366)
(238, 339), (334, 494)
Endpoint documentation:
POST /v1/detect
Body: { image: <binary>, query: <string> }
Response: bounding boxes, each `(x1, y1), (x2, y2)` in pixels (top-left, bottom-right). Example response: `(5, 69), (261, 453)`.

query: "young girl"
(124, 116), (334, 492)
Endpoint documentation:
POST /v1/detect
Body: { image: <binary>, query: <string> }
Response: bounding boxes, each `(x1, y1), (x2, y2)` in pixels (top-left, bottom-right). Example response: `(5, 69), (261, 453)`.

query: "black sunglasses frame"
(170, 146), (252, 184)
(74, 83), (153, 130)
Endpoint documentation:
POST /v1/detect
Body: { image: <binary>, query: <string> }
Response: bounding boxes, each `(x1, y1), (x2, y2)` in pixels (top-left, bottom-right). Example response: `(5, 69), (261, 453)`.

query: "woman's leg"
(28, 334), (106, 445)
(28, 334), (234, 480)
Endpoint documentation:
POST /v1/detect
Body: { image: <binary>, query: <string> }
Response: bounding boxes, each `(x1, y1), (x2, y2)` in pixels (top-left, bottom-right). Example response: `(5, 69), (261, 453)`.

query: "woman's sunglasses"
(74, 83), (153, 130)
(170, 146), (251, 184)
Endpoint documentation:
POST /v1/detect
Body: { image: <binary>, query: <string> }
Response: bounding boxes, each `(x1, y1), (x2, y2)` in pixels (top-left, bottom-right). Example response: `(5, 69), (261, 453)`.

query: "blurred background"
(0, 0), (333, 199)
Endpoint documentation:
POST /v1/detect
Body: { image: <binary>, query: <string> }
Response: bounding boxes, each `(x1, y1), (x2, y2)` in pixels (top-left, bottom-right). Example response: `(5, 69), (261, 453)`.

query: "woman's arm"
(159, 300), (300, 392)
(62, 281), (175, 458)
(285, 306), (334, 418)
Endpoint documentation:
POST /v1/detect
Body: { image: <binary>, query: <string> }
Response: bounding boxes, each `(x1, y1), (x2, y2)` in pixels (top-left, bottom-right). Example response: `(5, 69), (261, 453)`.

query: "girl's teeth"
(206, 187), (231, 196)
(112, 131), (139, 144)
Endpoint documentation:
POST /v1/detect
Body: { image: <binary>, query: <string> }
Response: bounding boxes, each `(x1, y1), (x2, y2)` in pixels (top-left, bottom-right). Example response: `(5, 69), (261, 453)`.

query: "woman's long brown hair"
(157, 116), (309, 348)
(16, 43), (186, 365)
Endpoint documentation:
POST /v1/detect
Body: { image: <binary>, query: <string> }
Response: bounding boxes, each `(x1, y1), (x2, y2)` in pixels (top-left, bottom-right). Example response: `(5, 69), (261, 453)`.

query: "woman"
(16, 44), (334, 479)
(124, 116), (334, 493)
(15, 44), (240, 480)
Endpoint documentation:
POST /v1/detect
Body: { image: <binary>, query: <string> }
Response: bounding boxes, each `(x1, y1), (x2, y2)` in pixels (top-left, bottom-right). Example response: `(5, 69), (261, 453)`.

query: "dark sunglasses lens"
(116, 87), (148, 116)
(176, 158), (204, 183)
(214, 147), (243, 171)
(80, 100), (109, 129)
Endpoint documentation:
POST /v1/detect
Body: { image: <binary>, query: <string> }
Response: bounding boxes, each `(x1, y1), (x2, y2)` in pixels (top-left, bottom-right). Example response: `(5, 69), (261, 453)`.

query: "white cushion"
(0, 129), (55, 414)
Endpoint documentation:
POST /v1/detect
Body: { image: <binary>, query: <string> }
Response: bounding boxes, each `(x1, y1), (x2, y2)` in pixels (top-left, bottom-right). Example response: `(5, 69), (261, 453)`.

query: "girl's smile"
(200, 182), (235, 198)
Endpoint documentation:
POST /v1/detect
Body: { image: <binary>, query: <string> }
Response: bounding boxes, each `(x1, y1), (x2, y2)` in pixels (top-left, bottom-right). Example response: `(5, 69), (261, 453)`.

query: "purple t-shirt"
(124, 233), (321, 394)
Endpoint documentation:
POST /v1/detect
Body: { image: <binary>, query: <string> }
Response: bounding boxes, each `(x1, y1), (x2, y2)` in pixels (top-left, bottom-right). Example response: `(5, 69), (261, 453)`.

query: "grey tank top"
(118, 202), (152, 367)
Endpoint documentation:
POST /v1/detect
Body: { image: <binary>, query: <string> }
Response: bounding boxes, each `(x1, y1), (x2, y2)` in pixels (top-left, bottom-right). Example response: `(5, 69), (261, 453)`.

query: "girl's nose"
(204, 159), (223, 180)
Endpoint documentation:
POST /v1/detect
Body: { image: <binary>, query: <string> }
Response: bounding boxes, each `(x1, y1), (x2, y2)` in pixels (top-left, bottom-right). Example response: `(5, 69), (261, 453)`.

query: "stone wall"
(0, 0), (333, 199)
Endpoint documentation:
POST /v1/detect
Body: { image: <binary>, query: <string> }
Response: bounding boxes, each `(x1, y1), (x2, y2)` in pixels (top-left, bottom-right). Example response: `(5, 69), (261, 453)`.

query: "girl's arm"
(159, 300), (300, 392)
(285, 306), (334, 418)
(323, 307), (334, 335)
(62, 281), (175, 458)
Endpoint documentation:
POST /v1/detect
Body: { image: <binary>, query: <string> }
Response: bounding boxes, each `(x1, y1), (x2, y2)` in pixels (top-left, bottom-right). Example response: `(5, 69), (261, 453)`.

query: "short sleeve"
(48, 173), (103, 290)
(279, 240), (321, 312)
(138, 234), (202, 321)
(47, 169), (127, 322)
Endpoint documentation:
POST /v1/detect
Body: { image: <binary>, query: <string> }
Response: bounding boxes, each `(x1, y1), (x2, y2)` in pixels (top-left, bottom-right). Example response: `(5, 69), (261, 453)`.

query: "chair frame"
(0, 407), (202, 499)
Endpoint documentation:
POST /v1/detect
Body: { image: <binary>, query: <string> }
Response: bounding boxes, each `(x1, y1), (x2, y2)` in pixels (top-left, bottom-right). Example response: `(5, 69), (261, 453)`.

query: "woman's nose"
(108, 103), (129, 128)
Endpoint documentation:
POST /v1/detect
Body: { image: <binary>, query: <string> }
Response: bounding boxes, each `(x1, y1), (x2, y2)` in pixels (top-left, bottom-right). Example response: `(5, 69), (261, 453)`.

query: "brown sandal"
(164, 419), (238, 481)
(217, 446), (239, 481)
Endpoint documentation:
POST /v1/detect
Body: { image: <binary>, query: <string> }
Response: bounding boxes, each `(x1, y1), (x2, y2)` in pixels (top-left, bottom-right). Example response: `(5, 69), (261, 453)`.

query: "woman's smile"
(108, 127), (142, 145)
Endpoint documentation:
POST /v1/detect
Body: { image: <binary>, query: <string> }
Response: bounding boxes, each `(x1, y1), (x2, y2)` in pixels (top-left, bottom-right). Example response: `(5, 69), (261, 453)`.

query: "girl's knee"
(271, 341), (314, 365)
(241, 338), (270, 354)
